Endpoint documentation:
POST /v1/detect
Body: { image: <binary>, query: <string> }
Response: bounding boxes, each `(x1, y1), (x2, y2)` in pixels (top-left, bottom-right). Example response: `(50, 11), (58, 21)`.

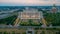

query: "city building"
(17, 7), (43, 25)
(51, 4), (58, 13)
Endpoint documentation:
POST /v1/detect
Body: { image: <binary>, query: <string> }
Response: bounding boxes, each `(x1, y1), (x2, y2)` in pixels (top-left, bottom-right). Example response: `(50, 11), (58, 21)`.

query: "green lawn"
(20, 19), (42, 26)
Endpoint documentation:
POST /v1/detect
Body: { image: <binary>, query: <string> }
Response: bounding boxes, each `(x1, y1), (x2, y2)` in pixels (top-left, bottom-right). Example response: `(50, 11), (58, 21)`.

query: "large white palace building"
(17, 7), (43, 23)
(18, 7), (43, 19)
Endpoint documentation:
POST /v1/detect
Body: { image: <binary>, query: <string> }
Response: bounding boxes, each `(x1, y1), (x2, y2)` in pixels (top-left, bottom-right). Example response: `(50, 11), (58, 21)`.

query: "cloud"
(0, 0), (60, 6)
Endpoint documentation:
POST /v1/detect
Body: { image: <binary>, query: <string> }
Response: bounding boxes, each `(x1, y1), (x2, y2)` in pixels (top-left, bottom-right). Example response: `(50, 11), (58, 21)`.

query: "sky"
(0, 0), (60, 6)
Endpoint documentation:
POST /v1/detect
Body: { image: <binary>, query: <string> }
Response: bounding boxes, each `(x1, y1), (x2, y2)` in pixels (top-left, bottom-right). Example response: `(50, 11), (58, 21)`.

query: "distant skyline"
(0, 0), (60, 6)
